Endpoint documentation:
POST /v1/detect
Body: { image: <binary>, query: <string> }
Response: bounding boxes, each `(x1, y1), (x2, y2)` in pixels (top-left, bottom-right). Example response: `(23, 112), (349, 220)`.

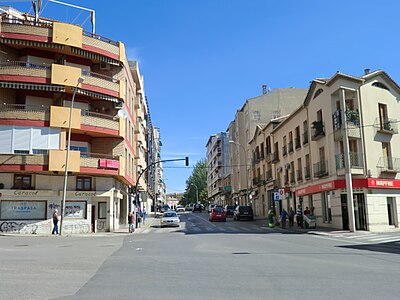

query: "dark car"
(234, 205), (254, 221)
(192, 203), (203, 212)
(224, 205), (236, 217)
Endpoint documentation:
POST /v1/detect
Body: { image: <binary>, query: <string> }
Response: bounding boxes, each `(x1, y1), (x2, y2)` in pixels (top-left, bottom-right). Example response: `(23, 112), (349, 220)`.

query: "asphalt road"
(1, 211), (400, 300)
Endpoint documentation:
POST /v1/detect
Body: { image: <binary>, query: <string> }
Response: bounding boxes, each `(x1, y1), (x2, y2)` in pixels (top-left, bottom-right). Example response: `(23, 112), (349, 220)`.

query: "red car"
(209, 206), (226, 222)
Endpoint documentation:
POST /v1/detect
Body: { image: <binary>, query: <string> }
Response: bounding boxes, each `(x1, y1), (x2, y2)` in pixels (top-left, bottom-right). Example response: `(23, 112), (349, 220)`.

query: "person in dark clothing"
(128, 212), (133, 233)
(280, 209), (288, 229)
(288, 207), (295, 228)
(52, 209), (59, 235)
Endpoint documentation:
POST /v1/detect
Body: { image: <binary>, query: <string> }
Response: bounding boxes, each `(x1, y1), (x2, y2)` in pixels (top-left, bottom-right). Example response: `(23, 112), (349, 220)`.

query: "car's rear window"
(239, 206), (252, 212)
(163, 212), (177, 217)
(213, 207), (224, 213)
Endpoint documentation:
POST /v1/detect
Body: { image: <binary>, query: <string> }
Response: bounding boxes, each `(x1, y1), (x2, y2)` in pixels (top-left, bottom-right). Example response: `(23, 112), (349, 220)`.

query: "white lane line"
(343, 234), (379, 239)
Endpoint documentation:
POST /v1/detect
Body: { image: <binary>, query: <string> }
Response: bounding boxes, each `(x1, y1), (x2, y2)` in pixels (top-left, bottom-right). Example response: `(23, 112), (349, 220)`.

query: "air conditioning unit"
(100, 62), (110, 70)
(284, 163), (291, 170)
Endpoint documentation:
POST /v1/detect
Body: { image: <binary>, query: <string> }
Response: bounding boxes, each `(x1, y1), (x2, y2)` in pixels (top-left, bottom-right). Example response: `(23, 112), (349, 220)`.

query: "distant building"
(206, 132), (230, 205)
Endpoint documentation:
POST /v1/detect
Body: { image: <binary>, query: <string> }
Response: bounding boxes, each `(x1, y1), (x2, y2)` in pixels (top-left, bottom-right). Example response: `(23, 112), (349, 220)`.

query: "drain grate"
(232, 252), (250, 255)
(14, 245), (29, 247)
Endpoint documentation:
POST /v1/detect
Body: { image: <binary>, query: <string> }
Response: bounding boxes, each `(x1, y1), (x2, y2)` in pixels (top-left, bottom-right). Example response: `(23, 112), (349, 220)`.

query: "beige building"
(0, 8), (151, 234)
(228, 87), (307, 206)
(250, 70), (400, 232)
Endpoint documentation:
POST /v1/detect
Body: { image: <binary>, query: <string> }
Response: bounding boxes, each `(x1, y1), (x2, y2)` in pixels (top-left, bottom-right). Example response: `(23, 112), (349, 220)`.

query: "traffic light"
(185, 156), (189, 166)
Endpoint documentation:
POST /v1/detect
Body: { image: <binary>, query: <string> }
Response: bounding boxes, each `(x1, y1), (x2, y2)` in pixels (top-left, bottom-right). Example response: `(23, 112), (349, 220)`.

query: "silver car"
(160, 211), (180, 227)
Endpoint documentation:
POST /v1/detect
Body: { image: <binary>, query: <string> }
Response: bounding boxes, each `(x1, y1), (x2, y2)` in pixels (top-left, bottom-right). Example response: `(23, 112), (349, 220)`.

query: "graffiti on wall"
(0, 221), (38, 234)
(63, 221), (91, 234)
(48, 203), (60, 210)
(97, 220), (106, 231)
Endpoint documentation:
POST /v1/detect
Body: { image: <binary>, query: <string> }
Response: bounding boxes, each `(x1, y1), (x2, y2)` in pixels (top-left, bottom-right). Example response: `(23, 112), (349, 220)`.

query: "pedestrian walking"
(128, 212), (134, 233)
(304, 206), (311, 216)
(142, 207), (147, 225)
(288, 207), (295, 228)
(280, 209), (287, 229)
(52, 209), (59, 234)
(296, 204), (303, 228)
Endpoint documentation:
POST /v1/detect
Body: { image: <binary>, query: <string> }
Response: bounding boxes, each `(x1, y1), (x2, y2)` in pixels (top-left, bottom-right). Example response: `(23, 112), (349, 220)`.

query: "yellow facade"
(50, 106), (81, 129)
(52, 22), (83, 48)
(49, 149), (81, 172)
(51, 64), (83, 87)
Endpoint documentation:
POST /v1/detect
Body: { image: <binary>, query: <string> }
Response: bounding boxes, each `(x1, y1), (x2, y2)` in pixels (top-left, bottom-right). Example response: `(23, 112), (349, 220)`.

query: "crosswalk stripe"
(343, 234), (379, 239)
(369, 236), (400, 242)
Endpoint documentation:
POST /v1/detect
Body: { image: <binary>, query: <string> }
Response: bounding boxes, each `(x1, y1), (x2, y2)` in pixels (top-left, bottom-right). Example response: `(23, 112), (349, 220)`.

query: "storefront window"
(13, 174), (32, 190)
(98, 202), (107, 219)
(65, 201), (87, 219)
(0, 201), (46, 220)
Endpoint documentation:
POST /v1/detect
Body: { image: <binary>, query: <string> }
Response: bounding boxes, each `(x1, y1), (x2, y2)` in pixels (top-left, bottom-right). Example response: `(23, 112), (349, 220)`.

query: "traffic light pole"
(132, 157), (189, 227)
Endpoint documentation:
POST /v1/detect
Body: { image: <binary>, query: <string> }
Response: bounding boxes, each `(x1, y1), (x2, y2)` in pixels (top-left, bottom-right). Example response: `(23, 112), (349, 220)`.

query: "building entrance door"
(341, 195), (349, 230)
(354, 193), (367, 230)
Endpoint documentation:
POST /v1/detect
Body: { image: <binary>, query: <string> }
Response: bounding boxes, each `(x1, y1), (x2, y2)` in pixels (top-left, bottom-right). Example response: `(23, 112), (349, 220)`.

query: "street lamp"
(60, 76), (85, 235)
(229, 140), (249, 206)
(191, 183), (199, 203)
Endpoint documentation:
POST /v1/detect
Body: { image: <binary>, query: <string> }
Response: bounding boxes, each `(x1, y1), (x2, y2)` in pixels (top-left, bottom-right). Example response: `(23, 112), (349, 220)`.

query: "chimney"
(262, 84), (267, 95)
(364, 68), (371, 75)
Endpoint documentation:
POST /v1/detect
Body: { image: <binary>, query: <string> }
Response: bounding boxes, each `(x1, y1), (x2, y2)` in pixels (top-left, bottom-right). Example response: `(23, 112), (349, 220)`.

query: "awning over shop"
(1, 38), (64, 49)
(71, 47), (119, 65)
(0, 81), (65, 91)
(74, 87), (119, 103)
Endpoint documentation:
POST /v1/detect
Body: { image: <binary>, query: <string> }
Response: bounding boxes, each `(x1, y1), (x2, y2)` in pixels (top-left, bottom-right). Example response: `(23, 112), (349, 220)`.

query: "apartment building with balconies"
(206, 132), (230, 205)
(0, 8), (150, 234)
(229, 87), (307, 206)
(249, 70), (400, 232)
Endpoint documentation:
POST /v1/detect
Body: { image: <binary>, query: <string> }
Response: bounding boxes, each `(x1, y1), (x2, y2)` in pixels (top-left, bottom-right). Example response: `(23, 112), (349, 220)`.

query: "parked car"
(176, 205), (185, 213)
(160, 211), (180, 227)
(234, 205), (254, 221)
(160, 204), (171, 213)
(209, 206), (226, 222)
(224, 205), (236, 217)
(208, 204), (216, 213)
(193, 203), (203, 212)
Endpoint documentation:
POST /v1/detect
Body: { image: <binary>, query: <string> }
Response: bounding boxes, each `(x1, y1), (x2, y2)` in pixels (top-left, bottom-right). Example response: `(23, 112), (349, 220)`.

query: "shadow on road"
(337, 242), (400, 255)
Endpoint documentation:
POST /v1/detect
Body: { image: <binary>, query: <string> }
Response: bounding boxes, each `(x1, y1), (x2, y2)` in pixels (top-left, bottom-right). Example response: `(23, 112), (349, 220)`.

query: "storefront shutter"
(13, 127), (31, 151)
(0, 126), (13, 153)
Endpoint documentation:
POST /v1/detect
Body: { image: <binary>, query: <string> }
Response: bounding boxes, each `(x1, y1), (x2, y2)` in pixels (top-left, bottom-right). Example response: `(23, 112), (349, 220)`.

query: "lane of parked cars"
(158, 203), (254, 228)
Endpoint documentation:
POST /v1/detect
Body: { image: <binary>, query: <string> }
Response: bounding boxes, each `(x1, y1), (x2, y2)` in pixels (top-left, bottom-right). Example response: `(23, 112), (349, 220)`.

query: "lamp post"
(191, 183), (199, 203)
(60, 76), (85, 236)
(229, 140), (249, 206)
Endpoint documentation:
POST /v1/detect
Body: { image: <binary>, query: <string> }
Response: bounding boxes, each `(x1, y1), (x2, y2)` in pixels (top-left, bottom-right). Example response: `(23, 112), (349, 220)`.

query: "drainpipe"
(340, 88), (356, 232)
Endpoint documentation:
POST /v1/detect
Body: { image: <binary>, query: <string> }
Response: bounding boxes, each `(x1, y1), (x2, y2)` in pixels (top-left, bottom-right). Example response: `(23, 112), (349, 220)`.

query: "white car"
(160, 211), (180, 227)
(176, 205), (185, 213)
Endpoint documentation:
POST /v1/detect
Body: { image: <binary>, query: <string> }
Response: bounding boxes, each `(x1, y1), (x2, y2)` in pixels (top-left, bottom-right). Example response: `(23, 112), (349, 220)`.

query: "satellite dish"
(117, 109), (128, 119)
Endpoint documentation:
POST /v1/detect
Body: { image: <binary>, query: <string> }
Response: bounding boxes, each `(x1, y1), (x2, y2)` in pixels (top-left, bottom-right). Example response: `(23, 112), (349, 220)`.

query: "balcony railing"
(304, 166), (311, 180)
(311, 121), (325, 140)
(295, 137), (301, 149)
(375, 118), (399, 135)
(288, 141), (294, 153)
(296, 170), (303, 181)
(266, 170), (273, 181)
(335, 152), (364, 169)
(377, 157), (400, 173)
(282, 145), (287, 156)
(313, 160), (329, 178)
(265, 153), (272, 163)
(272, 152), (279, 163)
(290, 173), (296, 184)
(303, 132), (309, 145)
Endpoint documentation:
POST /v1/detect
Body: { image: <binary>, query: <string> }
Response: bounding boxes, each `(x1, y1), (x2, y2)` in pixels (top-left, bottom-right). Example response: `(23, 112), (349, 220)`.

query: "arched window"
(313, 88), (323, 99)
(372, 82), (389, 91)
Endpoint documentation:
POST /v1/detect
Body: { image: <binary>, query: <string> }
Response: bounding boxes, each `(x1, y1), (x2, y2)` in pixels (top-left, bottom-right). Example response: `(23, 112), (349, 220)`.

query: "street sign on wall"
(274, 189), (284, 201)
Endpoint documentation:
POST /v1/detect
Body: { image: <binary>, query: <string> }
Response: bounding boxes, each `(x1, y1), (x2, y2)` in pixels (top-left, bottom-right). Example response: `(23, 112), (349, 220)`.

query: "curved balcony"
(1, 16), (120, 61)
(0, 103), (119, 133)
(0, 61), (50, 83)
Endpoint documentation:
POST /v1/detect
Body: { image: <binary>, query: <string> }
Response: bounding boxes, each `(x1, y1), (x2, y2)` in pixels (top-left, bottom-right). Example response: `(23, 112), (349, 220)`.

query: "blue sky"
(3, 0), (400, 193)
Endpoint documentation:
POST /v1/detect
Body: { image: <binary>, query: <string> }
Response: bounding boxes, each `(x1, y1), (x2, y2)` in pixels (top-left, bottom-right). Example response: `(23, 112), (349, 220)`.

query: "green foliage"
(181, 159), (207, 205)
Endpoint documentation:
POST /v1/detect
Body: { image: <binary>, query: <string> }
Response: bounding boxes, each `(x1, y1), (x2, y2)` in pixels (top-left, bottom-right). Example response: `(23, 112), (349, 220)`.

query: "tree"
(181, 159), (207, 205)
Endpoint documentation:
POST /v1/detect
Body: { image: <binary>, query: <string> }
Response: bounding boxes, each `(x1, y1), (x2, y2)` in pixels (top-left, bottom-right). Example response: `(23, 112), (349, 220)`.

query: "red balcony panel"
(1, 32), (50, 43)
(0, 119), (49, 127)
(0, 75), (50, 84)
(82, 44), (119, 61)
(80, 124), (119, 136)
(81, 83), (119, 98)
(80, 167), (118, 176)
(0, 165), (48, 171)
